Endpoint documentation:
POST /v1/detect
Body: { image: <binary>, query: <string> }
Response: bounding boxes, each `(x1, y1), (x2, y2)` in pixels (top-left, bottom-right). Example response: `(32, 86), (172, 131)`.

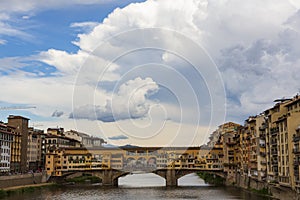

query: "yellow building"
(277, 95), (300, 188)
(293, 126), (300, 192)
(264, 99), (289, 183)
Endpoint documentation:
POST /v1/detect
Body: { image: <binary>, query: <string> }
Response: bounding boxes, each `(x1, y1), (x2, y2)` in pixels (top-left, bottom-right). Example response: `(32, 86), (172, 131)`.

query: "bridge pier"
(166, 169), (177, 187)
(155, 169), (178, 187)
(101, 170), (118, 186)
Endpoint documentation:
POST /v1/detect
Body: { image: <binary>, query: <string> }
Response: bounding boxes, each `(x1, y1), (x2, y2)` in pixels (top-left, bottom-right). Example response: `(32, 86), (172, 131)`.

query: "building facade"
(64, 130), (106, 148)
(0, 123), (14, 174)
(27, 127), (44, 171)
(8, 115), (29, 173)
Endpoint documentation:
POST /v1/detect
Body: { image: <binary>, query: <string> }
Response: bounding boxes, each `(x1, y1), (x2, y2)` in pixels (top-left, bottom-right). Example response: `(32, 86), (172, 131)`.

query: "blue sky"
(0, 1), (146, 57)
(0, 0), (147, 121)
(0, 0), (300, 146)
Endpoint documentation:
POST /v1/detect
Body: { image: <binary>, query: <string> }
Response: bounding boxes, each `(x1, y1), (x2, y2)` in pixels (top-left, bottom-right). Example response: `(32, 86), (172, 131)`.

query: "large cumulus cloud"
(40, 0), (300, 124)
(220, 21), (300, 120)
(0, 0), (300, 133)
(70, 77), (159, 122)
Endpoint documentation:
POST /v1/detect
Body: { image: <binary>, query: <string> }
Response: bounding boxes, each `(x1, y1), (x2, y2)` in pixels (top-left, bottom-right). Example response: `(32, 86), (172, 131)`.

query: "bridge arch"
(147, 157), (156, 168)
(126, 157), (136, 167)
(136, 157), (147, 168)
(178, 172), (206, 186)
(118, 172), (165, 187)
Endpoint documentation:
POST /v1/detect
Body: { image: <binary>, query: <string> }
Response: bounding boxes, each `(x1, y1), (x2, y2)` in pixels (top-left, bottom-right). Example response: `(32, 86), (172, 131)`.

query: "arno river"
(3, 173), (272, 200)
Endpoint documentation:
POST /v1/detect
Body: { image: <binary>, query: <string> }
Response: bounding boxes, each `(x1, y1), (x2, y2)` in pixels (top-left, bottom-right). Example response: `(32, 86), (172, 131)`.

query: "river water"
(3, 173), (272, 200)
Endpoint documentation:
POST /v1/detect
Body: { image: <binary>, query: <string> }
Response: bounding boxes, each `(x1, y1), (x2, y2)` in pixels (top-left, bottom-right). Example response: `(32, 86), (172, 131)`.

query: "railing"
(293, 134), (300, 142)
(259, 134), (266, 139)
(270, 140), (277, 145)
(270, 127), (279, 135)
(260, 160), (267, 165)
(278, 176), (290, 186)
(293, 149), (300, 154)
(295, 180), (300, 187)
(259, 127), (265, 132)
(271, 161), (278, 166)
(226, 141), (236, 145)
(271, 151), (278, 155)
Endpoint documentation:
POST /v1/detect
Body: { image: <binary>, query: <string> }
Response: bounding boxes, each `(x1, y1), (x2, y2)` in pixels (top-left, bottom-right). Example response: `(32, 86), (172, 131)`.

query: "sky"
(0, 0), (300, 146)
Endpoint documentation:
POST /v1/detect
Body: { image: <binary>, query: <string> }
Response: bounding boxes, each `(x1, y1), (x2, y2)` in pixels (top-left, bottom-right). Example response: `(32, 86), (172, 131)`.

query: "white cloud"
(0, 39), (6, 45)
(0, 21), (31, 39)
(70, 22), (100, 33)
(220, 25), (300, 121)
(22, 15), (30, 20)
(71, 77), (159, 122)
(37, 49), (86, 75)
(0, 0), (125, 42)
(0, 74), (74, 118)
(1, 0), (300, 144)
(0, 0), (121, 13)
(0, 12), (31, 40)
(0, 56), (26, 73)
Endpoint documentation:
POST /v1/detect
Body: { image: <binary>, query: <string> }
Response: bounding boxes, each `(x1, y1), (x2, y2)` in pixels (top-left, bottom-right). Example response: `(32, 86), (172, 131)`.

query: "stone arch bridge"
(58, 168), (225, 187)
(46, 146), (227, 186)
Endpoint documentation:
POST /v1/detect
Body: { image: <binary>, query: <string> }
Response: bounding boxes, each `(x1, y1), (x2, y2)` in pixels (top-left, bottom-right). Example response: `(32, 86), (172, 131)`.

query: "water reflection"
(178, 173), (209, 186)
(119, 173), (165, 187)
(2, 173), (273, 200)
(119, 172), (208, 187)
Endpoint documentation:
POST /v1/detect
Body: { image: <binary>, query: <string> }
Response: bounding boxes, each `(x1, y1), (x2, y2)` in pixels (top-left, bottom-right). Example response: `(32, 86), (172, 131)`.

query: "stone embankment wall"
(0, 172), (47, 189)
(232, 174), (300, 200)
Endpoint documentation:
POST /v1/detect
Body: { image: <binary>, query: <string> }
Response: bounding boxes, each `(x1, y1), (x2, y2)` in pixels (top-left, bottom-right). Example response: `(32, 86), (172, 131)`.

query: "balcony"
(270, 140), (278, 146)
(226, 141), (237, 146)
(260, 160), (267, 165)
(271, 151), (278, 155)
(293, 148), (300, 154)
(270, 127), (279, 136)
(259, 143), (266, 148)
(293, 134), (300, 143)
(295, 179), (300, 187)
(259, 134), (266, 139)
(294, 160), (300, 166)
(259, 127), (266, 132)
(271, 159), (278, 165)
(279, 176), (290, 187)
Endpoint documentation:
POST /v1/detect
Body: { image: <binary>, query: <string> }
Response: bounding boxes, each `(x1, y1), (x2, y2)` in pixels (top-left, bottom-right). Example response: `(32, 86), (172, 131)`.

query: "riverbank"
(0, 182), (57, 199)
(0, 172), (47, 189)
(197, 171), (300, 200)
(235, 174), (300, 200)
(196, 172), (278, 199)
(196, 172), (225, 186)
